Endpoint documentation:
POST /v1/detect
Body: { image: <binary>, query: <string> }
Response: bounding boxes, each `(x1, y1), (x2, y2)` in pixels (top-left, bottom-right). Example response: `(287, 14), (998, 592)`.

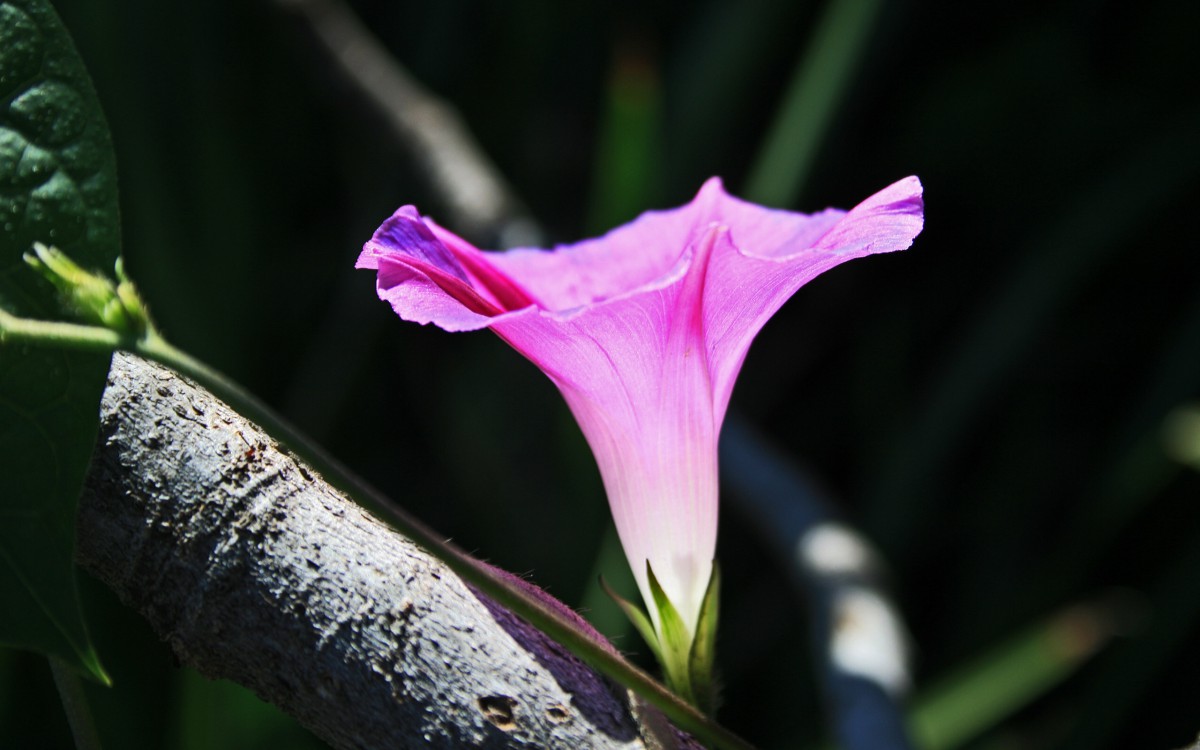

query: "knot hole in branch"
(477, 694), (519, 731)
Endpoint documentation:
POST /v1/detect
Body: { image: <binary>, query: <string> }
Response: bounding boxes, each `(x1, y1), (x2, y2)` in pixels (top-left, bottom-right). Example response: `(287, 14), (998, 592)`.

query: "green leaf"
(687, 561), (720, 716)
(0, 0), (120, 682)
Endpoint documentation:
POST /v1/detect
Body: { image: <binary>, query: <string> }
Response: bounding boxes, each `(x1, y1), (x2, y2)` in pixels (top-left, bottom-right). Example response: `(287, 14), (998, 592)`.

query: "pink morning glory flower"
(358, 177), (923, 647)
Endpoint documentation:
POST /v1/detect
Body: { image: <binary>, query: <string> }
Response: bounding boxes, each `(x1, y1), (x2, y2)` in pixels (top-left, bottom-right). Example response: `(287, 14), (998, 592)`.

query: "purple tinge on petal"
(358, 206), (541, 330)
(357, 176), (924, 636)
(425, 221), (540, 312)
(811, 175), (925, 257)
(365, 206), (472, 281)
(372, 255), (497, 332)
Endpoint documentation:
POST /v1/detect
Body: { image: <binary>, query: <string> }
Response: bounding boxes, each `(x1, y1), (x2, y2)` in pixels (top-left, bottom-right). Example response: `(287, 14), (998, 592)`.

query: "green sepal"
(601, 562), (722, 715)
(646, 562), (697, 707)
(114, 258), (150, 337)
(599, 575), (663, 663)
(688, 561), (720, 716)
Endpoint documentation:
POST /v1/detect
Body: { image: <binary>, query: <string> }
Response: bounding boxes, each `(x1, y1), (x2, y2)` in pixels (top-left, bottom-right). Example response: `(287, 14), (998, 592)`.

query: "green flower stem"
(2, 307), (754, 750)
(50, 656), (104, 750)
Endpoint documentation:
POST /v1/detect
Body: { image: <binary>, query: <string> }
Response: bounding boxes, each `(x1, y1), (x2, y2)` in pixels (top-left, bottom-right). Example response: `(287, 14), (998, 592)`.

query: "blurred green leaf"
(0, 0), (120, 682)
(910, 603), (1117, 750)
(586, 45), (662, 233)
(579, 522), (641, 643)
(1162, 403), (1200, 470)
(171, 670), (324, 750)
(742, 0), (883, 206)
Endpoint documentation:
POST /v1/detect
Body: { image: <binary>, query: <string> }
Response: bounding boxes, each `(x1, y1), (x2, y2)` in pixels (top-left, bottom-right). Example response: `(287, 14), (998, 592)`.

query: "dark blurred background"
(2, 0), (1198, 748)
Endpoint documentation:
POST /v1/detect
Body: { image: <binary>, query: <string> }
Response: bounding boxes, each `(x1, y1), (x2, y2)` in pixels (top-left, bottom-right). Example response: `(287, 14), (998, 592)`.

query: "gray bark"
(77, 352), (659, 750)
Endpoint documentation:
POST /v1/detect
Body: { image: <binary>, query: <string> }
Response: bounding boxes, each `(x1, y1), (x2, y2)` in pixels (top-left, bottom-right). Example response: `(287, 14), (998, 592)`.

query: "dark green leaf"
(0, 0), (120, 682)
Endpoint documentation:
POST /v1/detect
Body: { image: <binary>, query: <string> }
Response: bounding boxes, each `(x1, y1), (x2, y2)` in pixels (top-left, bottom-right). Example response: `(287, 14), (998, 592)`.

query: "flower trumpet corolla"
(358, 176), (924, 708)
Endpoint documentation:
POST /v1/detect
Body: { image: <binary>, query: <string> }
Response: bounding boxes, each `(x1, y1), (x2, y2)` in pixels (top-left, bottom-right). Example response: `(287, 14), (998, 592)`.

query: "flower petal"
(372, 255), (498, 331)
(701, 176), (925, 420)
(359, 207), (544, 330)
(356, 176), (925, 643)
(487, 182), (723, 312)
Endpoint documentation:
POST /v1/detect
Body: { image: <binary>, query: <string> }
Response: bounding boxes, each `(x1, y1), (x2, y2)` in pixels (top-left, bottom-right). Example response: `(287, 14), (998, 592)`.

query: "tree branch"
(77, 352), (684, 750)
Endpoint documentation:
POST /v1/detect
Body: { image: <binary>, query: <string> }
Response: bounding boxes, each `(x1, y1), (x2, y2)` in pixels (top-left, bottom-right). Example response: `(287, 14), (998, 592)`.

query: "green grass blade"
(586, 45), (663, 234)
(910, 602), (1119, 750)
(743, 0), (884, 206)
